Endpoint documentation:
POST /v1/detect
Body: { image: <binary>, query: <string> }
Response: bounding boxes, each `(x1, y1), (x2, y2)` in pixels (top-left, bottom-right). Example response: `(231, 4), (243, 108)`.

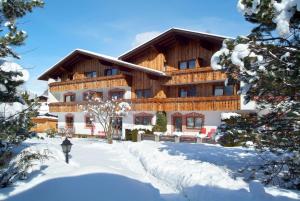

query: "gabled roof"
(38, 49), (167, 80)
(119, 28), (229, 60)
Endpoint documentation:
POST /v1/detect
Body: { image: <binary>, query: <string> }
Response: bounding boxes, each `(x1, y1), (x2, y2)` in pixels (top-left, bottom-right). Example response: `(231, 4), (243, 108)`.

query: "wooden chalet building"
(38, 28), (255, 138)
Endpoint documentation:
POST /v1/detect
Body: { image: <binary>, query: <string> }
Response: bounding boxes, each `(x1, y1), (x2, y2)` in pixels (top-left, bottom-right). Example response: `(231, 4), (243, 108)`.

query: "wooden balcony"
(164, 68), (226, 86)
(49, 74), (131, 93)
(131, 96), (240, 111)
(49, 96), (240, 113)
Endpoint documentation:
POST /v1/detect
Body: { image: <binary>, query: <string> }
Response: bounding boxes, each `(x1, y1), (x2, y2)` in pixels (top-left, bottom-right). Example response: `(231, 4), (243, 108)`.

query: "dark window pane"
(186, 117), (194, 128)
(111, 68), (119, 75)
(66, 116), (74, 128)
(86, 116), (93, 127)
(224, 85), (234, 96)
(111, 92), (123, 100)
(105, 69), (112, 76)
(144, 117), (152, 125)
(214, 86), (224, 96)
(188, 59), (196, 69)
(85, 71), (97, 78)
(174, 117), (182, 131)
(136, 90), (143, 98)
(179, 61), (187, 70)
(144, 89), (152, 98)
(195, 117), (202, 129)
(179, 88), (188, 97)
(189, 86), (197, 97)
(135, 117), (142, 125)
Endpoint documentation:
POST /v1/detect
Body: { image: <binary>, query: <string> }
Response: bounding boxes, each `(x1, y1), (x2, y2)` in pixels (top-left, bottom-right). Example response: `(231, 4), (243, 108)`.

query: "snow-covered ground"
(0, 137), (299, 201)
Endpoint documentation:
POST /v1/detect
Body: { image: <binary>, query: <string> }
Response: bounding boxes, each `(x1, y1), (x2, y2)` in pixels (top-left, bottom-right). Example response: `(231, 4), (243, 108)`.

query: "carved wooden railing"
(164, 68), (227, 85)
(49, 74), (131, 93)
(49, 96), (240, 112)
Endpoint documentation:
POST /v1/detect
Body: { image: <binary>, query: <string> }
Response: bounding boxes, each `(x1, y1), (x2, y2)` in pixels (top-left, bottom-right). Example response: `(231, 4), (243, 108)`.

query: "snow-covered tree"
(211, 0), (300, 189)
(0, 0), (44, 187)
(79, 95), (131, 144)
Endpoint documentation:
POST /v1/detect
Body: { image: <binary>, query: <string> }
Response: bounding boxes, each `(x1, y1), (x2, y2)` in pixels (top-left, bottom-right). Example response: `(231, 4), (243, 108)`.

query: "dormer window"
(178, 59), (196, 70)
(85, 71), (97, 78)
(105, 68), (119, 76)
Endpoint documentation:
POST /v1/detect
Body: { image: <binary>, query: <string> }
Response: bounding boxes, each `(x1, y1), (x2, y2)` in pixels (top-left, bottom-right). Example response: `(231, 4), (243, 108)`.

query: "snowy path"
(0, 138), (299, 201)
(0, 138), (185, 201)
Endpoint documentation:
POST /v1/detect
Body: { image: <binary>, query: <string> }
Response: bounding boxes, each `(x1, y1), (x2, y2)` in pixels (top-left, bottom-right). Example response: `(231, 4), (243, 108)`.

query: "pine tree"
(211, 0), (300, 189)
(0, 0), (44, 187)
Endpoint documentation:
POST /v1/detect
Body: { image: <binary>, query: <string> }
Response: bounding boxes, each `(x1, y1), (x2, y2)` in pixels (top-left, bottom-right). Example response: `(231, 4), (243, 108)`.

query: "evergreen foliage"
(152, 112), (167, 132)
(212, 0), (300, 189)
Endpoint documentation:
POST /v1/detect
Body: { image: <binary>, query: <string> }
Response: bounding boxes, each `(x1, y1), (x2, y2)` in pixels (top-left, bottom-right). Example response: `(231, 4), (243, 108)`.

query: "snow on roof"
(119, 28), (232, 59)
(38, 49), (167, 80)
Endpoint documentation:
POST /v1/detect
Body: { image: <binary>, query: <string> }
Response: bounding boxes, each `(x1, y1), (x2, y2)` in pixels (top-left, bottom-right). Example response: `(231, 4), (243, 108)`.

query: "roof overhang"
(38, 49), (167, 81)
(119, 28), (230, 60)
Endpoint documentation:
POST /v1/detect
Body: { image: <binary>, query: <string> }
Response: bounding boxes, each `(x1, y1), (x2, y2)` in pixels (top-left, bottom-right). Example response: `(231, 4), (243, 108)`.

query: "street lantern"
(61, 138), (73, 164)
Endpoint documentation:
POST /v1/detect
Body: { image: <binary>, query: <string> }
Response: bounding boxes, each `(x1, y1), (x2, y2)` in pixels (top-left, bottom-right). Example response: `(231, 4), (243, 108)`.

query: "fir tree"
(212, 0), (300, 189)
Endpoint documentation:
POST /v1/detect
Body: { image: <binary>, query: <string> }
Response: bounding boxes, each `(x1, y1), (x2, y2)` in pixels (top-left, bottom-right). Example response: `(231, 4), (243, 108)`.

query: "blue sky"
(17, 0), (254, 94)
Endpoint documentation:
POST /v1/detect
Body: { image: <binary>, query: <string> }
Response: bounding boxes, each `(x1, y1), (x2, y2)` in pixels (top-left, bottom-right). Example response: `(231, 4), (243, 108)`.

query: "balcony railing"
(49, 74), (131, 93)
(164, 68), (226, 85)
(49, 96), (240, 113)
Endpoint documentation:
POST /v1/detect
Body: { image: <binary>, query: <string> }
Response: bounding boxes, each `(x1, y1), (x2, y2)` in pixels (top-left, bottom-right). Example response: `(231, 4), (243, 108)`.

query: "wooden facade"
(31, 117), (58, 133)
(40, 28), (240, 113)
(49, 74), (131, 93)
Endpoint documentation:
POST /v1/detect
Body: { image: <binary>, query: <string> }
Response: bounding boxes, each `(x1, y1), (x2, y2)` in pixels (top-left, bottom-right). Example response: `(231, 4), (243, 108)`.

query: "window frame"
(84, 71), (97, 78)
(134, 116), (152, 125)
(64, 93), (76, 102)
(214, 85), (224, 96)
(135, 89), (152, 99)
(178, 86), (197, 97)
(178, 59), (197, 70)
(185, 113), (204, 130)
(65, 115), (74, 128)
(85, 115), (93, 128)
(186, 116), (203, 129)
(104, 68), (119, 76)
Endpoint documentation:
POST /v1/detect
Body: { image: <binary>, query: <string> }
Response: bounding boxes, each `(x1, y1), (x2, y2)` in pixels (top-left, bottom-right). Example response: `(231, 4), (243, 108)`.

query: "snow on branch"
(237, 0), (300, 37)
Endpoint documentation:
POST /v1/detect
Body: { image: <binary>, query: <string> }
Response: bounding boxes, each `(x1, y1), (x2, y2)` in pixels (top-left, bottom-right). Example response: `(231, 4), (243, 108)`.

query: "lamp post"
(61, 138), (73, 164)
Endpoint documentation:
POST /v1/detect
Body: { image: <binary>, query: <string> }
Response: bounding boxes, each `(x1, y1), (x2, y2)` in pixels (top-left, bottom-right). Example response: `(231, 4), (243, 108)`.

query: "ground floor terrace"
(55, 110), (246, 139)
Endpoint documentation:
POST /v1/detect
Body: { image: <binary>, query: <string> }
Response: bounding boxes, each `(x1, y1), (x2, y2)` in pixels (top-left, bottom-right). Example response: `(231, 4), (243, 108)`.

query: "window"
(85, 116), (93, 128)
(214, 86), (224, 96)
(199, 58), (209, 67)
(64, 93), (76, 102)
(179, 86), (197, 97)
(179, 61), (187, 70)
(186, 117), (203, 129)
(134, 116), (152, 125)
(135, 89), (152, 99)
(67, 74), (73, 80)
(65, 116), (74, 128)
(224, 85), (234, 96)
(85, 71), (97, 78)
(83, 91), (103, 101)
(179, 59), (196, 70)
(173, 116), (182, 132)
(136, 90), (143, 99)
(188, 60), (196, 69)
(110, 91), (124, 100)
(214, 85), (234, 96)
(105, 68), (119, 76)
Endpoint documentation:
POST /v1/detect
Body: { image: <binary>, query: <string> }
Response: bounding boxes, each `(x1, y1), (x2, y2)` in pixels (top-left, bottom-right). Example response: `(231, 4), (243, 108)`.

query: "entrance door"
(112, 117), (122, 139)
(174, 116), (182, 132)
